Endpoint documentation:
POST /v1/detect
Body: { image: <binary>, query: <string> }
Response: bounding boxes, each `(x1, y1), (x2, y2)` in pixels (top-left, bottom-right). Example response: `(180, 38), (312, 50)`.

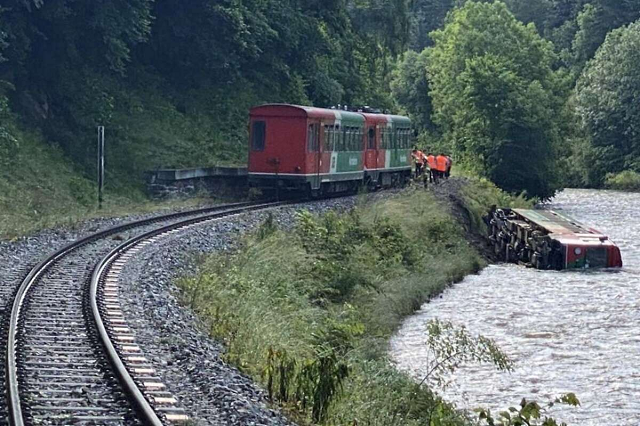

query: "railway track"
(4, 201), (284, 425)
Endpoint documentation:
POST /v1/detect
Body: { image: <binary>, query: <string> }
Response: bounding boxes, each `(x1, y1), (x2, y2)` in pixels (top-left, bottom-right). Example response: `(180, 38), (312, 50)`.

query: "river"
(390, 189), (640, 425)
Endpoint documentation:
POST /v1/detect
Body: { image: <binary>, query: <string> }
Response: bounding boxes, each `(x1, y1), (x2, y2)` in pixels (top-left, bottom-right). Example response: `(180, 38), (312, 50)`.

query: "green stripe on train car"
(336, 151), (362, 173)
(389, 148), (411, 168)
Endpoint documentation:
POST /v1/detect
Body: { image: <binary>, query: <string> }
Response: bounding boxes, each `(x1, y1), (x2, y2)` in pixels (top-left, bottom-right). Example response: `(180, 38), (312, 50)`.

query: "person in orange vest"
(436, 153), (448, 181)
(411, 148), (425, 179)
(445, 155), (453, 178)
(426, 152), (437, 183)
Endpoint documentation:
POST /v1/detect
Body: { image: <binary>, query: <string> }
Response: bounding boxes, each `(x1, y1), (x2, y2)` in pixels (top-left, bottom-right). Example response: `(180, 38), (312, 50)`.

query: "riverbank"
(177, 177), (531, 425)
(390, 188), (638, 425)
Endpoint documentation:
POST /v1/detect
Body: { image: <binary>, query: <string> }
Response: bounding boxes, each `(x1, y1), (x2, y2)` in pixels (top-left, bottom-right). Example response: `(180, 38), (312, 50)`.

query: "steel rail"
(5, 200), (277, 426)
(89, 202), (283, 425)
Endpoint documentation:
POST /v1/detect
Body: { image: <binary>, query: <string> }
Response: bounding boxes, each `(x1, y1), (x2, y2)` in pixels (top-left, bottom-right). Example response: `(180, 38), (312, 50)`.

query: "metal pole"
(97, 126), (105, 209)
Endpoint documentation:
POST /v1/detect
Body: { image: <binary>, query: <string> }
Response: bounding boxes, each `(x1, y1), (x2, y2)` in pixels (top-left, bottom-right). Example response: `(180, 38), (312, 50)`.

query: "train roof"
(513, 209), (600, 235)
(250, 104), (410, 125)
(250, 104), (364, 122)
(361, 112), (411, 126)
(513, 209), (617, 247)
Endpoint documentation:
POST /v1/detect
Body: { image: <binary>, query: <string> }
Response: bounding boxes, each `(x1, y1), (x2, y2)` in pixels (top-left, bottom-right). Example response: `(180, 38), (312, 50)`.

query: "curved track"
(5, 201), (283, 425)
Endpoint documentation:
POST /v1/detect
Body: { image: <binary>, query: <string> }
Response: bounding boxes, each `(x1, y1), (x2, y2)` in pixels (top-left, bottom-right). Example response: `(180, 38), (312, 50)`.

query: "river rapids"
(390, 189), (640, 425)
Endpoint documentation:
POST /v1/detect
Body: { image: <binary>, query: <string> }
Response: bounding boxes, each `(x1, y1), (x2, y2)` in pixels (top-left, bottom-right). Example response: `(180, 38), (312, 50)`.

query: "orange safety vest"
(436, 155), (448, 172)
(427, 155), (437, 170)
(412, 151), (425, 165)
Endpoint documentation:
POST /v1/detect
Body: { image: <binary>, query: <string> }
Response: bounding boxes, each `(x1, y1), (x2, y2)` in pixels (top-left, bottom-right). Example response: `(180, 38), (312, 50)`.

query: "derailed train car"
(485, 208), (623, 270)
(248, 104), (412, 196)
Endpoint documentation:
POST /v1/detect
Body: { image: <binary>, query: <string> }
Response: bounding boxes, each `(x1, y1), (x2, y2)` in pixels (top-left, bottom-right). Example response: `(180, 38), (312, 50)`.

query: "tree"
(427, 1), (565, 199)
(575, 19), (640, 186)
(572, 1), (640, 66)
(503, 0), (553, 35)
(391, 50), (433, 129)
(409, 0), (459, 50)
(0, 9), (7, 63)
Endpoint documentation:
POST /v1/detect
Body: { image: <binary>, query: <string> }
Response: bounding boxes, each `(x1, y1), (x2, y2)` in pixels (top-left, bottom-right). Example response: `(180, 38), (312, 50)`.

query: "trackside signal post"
(97, 126), (105, 209)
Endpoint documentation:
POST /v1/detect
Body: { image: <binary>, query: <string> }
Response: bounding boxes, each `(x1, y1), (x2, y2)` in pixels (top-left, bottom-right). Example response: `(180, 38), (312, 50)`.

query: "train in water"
(485, 207), (623, 270)
(247, 104), (413, 196)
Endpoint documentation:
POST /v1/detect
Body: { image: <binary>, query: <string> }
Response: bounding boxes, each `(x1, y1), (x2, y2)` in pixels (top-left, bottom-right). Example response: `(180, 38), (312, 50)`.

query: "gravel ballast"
(105, 196), (370, 425)
(0, 192), (403, 425)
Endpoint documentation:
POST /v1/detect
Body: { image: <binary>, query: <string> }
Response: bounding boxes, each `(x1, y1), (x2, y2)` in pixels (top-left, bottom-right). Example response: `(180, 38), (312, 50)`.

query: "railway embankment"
(177, 177), (531, 425)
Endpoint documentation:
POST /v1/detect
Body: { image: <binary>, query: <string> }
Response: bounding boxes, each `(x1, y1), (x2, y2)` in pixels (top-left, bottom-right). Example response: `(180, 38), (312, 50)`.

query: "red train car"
(248, 104), (412, 195)
(486, 208), (623, 270)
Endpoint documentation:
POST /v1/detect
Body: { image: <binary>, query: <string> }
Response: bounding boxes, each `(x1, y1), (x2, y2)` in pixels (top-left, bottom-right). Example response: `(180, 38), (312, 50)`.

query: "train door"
(307, 121), (321, 190)
(365, 125), (378, 170)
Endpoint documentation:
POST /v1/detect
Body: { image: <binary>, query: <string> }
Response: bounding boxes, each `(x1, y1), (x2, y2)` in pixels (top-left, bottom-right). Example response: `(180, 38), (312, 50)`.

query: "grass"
(178, 178), (527, 426)
(0, 128), (216, 239)
(0, 94), (237, 240)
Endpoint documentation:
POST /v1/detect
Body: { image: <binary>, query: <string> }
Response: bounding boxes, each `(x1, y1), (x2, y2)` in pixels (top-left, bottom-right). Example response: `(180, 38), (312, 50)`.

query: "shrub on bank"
(604, 170), (640, 191)
(178, 182), (526, 425)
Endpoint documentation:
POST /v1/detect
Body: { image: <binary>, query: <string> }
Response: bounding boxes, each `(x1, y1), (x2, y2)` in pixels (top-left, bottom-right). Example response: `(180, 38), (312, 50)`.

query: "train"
(247, 104), (413, 196)
(485, 207), (623, 270)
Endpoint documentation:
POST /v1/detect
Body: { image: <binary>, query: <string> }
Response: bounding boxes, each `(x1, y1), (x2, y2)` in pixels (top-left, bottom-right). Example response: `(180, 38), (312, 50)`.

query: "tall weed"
(178, 191), (486, 424)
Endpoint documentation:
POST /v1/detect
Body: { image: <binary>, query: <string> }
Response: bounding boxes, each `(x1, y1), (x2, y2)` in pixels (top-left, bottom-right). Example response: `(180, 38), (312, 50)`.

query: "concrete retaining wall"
(145, 167), (248, 199)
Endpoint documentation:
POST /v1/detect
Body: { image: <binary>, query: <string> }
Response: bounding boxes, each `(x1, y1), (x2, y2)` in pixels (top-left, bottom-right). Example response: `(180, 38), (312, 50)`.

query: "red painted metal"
(362, 113), (388, 171)
(249, 105), (338, 176)
(514, 209), (623, 269)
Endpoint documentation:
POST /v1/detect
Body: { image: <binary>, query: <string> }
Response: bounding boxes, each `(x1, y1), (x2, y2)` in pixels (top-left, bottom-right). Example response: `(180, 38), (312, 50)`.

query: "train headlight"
(574, 247), (582, 255)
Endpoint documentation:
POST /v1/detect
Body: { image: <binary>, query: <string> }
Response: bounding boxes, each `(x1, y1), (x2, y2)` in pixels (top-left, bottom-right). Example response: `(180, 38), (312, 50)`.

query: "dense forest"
(1, 0), (640, 199)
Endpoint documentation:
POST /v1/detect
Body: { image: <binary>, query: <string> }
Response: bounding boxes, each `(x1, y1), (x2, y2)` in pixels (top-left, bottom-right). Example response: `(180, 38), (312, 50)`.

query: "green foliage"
(575, 19), (640, 186)
(572, 2), (640, 67)
(0, 94), (18, 167)
(422, 319), (514, 389)
(0, 0), (411, 200)
(409, 0), (461, 50)
(0, 9), (7, 63)
(503, 0), (553, 34)
(427, 1), (565, 199)
(604, 170), (640, 192)
(178, 189), (486, 425)
(391, 50), (434, 130)
(476, 393), (580, 426)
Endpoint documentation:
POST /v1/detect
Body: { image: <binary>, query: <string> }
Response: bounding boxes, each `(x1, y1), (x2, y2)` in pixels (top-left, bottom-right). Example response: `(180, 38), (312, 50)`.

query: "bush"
(604, 170), (640, 191)
(178, 189), (486, 425)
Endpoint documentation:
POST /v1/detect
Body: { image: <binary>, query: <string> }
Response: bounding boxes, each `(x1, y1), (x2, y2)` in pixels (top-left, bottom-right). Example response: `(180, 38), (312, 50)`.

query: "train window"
(348, 127), (354, 151)
(368, 128), (375, 150)
(349, 127), (355, 151)
(251, 121), (266, 151)
(324, 125), (336, 152)
(308, 123), (319, 152)
(324, 125), (330, 152)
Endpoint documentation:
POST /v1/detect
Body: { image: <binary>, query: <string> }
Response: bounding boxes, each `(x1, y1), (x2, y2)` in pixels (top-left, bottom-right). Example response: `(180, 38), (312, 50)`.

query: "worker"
(420, 151), (429, 185)
(426, 152), (437, 183)
(436, 153), (448, 181)
(445, 155), (452, 178)
(411, 148), (425, 179)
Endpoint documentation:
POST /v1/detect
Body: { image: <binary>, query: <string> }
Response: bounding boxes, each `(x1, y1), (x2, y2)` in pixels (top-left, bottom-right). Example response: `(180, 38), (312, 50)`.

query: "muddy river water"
(390, 189), (640, 425)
